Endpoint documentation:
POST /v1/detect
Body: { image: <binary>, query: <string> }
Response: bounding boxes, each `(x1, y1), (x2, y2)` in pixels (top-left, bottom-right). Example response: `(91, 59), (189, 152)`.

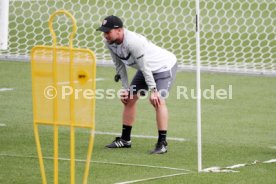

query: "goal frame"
(0, 0), (9, 50)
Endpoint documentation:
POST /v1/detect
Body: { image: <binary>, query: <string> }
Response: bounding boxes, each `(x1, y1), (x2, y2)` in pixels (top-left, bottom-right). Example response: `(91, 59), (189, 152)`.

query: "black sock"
(158, 130), (167, 142)
(121, 124), (132, 141)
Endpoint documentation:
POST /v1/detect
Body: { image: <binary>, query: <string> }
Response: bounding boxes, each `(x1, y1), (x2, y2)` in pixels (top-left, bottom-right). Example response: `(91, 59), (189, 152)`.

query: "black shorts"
(129, 63), (177, 98)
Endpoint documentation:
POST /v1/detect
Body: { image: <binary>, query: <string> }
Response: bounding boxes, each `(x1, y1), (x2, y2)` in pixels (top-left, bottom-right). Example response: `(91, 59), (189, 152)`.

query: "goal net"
(0, 0), (275, 75)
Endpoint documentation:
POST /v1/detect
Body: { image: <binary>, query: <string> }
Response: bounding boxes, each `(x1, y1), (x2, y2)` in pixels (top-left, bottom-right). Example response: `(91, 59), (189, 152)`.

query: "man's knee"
(125, 95), (139, 106)
(151, 99), (166, 109)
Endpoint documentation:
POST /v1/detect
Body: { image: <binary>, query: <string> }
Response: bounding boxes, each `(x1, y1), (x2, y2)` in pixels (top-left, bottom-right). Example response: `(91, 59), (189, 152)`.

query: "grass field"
(0, 61), (276, 183)
(0, 0), (275, 183)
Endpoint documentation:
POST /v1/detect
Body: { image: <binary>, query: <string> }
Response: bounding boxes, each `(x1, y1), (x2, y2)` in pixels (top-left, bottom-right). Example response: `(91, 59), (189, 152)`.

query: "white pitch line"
(57, 78), (105, 85)
(202, 167), (239, 173)
(0, 88), (14, 92)
(225, 164), (246, 169)
(0, 124), (6, 127)
(95, 131), (189, 142)
(114, 172), (191, 184)
(203, 158), (276, 173)
(90, 160), (191, 172)
(0, 153), (190, 172)
(263, 159), (276, 164)
(96, 78), (105, 81)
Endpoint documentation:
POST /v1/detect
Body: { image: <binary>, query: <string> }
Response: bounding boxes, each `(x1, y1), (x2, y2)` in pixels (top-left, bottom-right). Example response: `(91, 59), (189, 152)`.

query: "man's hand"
(120, 89), (129, 105)
(149, 90), (161, 108)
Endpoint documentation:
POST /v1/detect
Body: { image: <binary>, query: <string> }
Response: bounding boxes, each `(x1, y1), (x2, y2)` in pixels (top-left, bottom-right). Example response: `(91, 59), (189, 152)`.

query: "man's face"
(103, 28), (121, 44)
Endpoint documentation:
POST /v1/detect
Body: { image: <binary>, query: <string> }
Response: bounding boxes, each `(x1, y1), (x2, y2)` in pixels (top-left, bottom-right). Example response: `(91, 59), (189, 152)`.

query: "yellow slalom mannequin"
(31, 10), (96, 184)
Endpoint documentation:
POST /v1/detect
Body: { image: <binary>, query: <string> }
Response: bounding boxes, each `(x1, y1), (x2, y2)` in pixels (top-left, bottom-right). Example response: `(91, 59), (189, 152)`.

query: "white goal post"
(0, 0), (9, 50)
(196, 0), (202, 172)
